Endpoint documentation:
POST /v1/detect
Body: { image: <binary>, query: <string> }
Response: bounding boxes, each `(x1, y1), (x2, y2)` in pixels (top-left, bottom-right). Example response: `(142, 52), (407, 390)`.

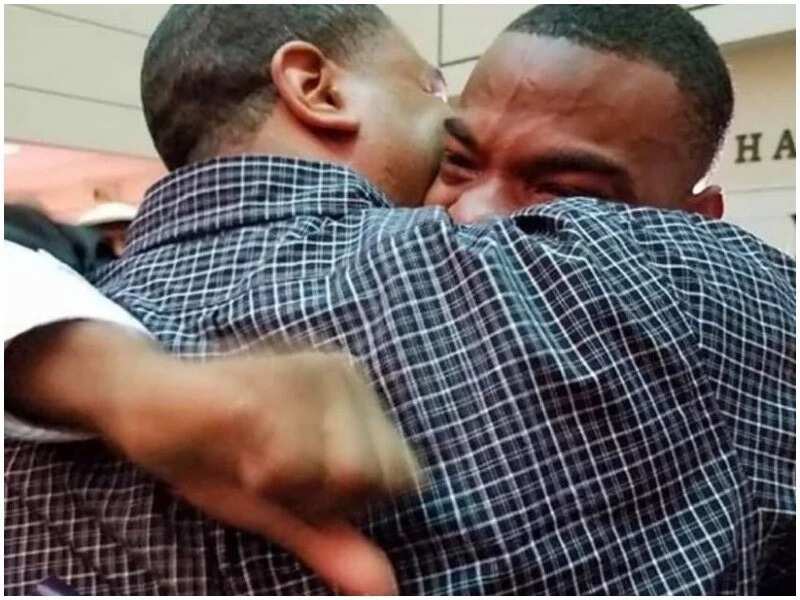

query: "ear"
(685, 184), (724, 219)
(270, 41), (360, 134)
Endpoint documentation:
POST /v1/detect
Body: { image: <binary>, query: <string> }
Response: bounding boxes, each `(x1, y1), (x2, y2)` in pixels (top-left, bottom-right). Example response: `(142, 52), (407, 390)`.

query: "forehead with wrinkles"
(461, 33), (685, 140)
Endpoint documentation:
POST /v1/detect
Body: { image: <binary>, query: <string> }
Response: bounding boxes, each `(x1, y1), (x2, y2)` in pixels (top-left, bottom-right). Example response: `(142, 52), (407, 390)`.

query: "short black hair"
(142, 5), (391, 170)
(506, 4), (734, 179)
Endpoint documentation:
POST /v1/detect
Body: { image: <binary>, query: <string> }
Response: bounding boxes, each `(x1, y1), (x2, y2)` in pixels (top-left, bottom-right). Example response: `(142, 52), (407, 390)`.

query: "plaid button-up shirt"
(5, 156), (795, 595)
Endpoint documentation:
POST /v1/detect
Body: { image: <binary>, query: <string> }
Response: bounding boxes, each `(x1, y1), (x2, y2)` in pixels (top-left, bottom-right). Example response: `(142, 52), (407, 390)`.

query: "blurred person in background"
(5, 201), (128, 274)
(78, 201), (138, 257)
(5, 200), (135, 276)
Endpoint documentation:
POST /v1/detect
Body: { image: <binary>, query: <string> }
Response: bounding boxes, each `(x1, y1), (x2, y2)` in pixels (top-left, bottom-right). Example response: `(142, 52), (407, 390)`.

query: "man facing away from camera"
(5, 4), (794, 595)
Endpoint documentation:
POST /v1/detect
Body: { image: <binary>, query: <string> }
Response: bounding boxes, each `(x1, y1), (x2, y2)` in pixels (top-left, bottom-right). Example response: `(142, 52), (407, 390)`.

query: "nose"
(446, 180), (505, 224)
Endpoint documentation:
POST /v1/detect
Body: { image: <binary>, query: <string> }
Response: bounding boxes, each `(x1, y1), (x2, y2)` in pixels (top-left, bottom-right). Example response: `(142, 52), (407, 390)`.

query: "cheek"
(412, 104), (448, 173)
(423, 176), (459, 207)
(443, 181), (520, 224)
(424, 169), (522, 221)
(393, 98), (449, 202)
(448, 197), (506, 224)
(449, 196), (510, 224)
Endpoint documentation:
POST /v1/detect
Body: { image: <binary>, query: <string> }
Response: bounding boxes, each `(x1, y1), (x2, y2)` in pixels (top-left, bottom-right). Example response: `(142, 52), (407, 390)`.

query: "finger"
(322, 375), (383, 502)
(178, 481), (398, 595)
(345, 370), (422, 496)
(299, 519), (400, 596)
(262, 510), (400, 596)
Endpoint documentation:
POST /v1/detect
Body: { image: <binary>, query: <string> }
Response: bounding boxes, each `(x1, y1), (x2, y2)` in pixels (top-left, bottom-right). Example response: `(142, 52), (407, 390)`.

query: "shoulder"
(527, 198), (795, 295)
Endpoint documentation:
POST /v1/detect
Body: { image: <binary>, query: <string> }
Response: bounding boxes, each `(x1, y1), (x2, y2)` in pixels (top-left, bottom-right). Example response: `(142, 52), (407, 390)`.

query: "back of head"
(505, 4), (733, 180)
(142, 5), (390, 171)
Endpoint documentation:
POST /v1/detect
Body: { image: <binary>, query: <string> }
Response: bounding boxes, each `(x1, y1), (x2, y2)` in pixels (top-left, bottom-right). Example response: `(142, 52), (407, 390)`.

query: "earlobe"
(686, 184), (724, 219)
(270, 41), (360, 134)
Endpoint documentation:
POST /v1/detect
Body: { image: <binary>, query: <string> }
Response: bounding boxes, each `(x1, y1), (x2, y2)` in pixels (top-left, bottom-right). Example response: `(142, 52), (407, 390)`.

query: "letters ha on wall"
(710, 34), (795, 257)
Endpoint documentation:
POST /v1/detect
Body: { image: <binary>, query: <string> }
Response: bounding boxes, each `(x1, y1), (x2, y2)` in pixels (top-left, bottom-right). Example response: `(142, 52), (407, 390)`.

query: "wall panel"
(5, 86), (155, 157)
(27, 4), (167, 36)
(440, 4), (527, 65)
(6, 5), (147, 108)
(379, 4), (439, 65)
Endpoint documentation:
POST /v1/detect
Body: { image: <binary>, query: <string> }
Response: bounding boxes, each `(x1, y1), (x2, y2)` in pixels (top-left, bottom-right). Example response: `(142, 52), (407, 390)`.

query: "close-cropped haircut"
(142, 5), (391, 170)
(506, 4), (734, 179)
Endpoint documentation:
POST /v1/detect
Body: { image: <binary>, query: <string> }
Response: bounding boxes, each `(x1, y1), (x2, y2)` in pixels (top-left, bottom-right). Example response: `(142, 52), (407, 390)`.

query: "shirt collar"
(125, 155), (392, 254)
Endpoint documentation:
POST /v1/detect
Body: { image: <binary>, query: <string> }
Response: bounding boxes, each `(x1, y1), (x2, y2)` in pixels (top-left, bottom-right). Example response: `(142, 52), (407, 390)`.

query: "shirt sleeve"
(4, 240), (152, 442)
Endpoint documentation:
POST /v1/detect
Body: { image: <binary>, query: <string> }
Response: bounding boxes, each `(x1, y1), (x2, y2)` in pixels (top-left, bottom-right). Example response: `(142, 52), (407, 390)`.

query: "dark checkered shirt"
(5, 156), (795, 595)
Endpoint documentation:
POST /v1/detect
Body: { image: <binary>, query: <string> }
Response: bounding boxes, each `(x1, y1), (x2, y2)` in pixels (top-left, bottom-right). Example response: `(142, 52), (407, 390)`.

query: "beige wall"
(716, 34), (795, 191)
(4, 4), (796, 253)
(5, 4), (164, 156)
(713, 33), (796, 256)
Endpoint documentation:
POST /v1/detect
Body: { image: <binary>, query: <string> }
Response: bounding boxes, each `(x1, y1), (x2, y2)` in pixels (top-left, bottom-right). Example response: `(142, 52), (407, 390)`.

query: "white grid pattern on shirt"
(5, 156), (794, 595)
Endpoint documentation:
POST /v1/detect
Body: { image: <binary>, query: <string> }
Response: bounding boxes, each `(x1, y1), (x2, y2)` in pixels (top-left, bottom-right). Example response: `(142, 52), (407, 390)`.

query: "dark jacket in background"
(4, 204), (116, 275)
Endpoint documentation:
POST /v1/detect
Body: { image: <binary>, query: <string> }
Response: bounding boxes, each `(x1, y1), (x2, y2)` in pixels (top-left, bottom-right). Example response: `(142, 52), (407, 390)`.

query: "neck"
(216, 103), (358, 168)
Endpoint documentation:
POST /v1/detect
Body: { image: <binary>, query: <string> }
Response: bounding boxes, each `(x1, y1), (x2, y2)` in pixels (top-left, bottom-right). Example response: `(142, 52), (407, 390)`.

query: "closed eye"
(538, 183), (607, 199)
(443, 150), (477, 171)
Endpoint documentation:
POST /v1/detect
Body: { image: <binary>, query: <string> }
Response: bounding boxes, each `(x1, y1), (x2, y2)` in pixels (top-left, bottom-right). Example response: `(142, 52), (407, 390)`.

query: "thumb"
(290, 519), (399, 595)
(258, 505), (399, 595)
(180, 482), (398, 595)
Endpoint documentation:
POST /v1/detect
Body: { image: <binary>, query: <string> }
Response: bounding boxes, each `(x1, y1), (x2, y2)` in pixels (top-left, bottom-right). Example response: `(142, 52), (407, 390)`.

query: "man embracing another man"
(5, 5), (794, 595)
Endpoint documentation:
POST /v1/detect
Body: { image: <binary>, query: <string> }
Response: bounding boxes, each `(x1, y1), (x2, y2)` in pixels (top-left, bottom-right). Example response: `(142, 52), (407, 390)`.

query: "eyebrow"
(443, 118), (479, 152)
(523, 150), (633, 189)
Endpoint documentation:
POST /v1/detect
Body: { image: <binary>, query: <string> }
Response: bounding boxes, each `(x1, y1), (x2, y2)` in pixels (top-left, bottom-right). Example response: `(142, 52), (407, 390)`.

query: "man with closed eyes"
(5, 4), (793, 596)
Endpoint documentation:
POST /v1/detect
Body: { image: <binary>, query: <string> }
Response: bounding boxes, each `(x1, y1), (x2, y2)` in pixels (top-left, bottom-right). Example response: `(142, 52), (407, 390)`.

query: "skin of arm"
(5, 319), (421, 595)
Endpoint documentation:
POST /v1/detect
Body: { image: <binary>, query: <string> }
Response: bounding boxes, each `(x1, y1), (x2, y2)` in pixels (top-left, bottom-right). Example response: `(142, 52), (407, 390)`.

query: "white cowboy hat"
(78, 202), (138, 226)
